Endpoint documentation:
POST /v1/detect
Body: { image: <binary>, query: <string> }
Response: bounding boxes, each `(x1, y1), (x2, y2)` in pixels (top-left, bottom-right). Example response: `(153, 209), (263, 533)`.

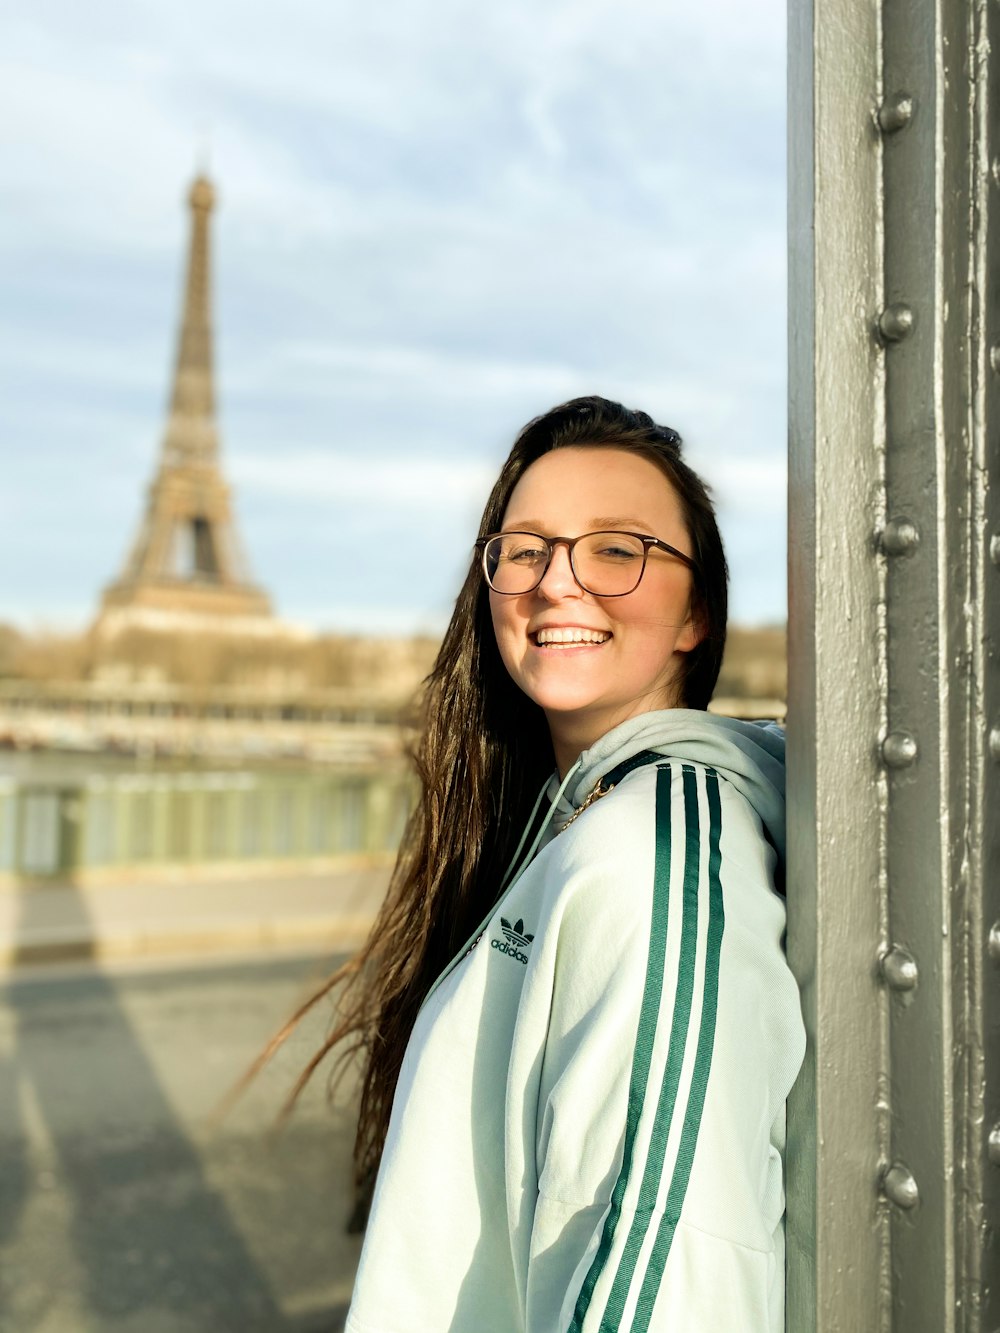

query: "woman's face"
(489, 447), (702, 769)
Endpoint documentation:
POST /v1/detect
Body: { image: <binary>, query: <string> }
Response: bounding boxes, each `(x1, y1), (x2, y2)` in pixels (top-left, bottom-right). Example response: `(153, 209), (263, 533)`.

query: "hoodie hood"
(545, 709), (786, 869)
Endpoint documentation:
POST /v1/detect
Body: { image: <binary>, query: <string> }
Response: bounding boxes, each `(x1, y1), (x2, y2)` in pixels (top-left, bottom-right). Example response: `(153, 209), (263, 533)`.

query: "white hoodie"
(346, 710), (806, 1333)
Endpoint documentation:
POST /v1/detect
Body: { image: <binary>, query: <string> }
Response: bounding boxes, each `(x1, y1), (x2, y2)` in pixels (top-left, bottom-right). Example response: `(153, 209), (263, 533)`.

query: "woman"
(311, 396), (804, 1331)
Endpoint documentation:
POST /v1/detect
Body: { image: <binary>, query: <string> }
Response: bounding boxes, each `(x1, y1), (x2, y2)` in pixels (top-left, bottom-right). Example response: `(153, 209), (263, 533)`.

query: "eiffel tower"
(97, 174), (273, 635)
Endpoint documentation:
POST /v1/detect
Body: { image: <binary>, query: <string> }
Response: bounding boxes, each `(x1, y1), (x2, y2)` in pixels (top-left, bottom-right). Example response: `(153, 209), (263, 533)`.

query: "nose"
(535, 540), (584, 601)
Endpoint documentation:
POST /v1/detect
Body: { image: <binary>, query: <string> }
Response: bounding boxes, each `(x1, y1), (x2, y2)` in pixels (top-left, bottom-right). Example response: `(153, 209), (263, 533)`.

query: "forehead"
(501, 447), (685, 532)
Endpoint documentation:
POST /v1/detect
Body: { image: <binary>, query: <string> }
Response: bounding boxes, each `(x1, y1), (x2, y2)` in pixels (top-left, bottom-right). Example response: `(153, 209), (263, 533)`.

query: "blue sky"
(1, 1), (787, 635)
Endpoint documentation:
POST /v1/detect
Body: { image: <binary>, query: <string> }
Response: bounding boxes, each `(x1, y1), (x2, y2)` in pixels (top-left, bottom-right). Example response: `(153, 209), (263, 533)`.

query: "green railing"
(0, 766), (413, 882)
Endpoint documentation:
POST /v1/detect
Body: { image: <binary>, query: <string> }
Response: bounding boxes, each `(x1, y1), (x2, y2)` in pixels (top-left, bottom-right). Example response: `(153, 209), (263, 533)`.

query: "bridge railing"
(0, 766), (413, 885)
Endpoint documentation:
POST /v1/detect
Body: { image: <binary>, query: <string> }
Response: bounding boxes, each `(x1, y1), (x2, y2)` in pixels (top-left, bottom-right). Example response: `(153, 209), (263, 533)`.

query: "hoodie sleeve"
(520, 760), (803, 1333)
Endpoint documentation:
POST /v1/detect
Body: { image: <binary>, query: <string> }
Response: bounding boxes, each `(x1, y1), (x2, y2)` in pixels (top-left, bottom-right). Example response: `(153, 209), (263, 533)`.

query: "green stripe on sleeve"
(595, 763), (703, 1330)
(567, 763), (674, 1333)
(631, 766), (726, 1332)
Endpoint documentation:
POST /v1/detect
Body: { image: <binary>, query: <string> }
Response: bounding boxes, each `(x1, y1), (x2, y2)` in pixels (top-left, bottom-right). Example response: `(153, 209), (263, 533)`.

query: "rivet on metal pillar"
(881, 1161), (920, 1209)
(879, 946), (919, 991)
(882, 732), (918, 768)
(878, 303), (915, 342)
(879, 517), (921, 556)
(878, 93), (915, 133)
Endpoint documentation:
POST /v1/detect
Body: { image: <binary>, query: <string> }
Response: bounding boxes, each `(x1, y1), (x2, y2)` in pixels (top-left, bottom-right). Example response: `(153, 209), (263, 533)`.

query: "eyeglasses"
(476, 530), (698, 597)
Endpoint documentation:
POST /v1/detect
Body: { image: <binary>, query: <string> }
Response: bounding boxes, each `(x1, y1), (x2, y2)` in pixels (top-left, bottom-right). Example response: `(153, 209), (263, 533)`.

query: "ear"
(675, 601), (707, 654)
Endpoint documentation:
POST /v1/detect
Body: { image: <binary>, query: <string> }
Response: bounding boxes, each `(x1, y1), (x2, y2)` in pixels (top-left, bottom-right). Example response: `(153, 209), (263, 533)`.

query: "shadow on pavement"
(1, 881), (305, 1332)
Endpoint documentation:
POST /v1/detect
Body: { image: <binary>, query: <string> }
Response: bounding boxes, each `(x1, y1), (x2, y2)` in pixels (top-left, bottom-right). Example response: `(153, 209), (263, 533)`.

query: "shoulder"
(539, 760), (780, 952)
(553, 758), (768, 877)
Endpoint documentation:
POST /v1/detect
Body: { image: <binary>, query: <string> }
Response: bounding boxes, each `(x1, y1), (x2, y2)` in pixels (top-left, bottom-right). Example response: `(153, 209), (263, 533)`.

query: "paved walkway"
(0, 864), (392, 969)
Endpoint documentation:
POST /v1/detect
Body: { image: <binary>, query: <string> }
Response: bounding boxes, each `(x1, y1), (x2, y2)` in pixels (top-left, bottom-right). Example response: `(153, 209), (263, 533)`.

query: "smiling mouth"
(531, 628), (612, 647)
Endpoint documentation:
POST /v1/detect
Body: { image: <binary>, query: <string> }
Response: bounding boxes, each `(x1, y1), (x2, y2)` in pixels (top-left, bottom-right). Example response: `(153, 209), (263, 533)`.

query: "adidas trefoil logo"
(501, 917), (533, 947)
(491, 917), (535, 965)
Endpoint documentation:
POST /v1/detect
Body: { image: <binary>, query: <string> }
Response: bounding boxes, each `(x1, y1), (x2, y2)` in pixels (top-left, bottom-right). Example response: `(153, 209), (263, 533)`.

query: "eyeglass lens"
(484, 532), (647, 595)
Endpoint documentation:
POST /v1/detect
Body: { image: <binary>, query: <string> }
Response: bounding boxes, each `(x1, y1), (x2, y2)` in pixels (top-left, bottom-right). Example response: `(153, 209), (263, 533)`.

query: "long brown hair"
(262, 396), (728, 1216)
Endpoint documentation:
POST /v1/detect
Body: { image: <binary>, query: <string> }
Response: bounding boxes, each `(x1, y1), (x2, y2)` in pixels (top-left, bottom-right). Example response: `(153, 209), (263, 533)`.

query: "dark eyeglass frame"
(475, 529), (699, 597)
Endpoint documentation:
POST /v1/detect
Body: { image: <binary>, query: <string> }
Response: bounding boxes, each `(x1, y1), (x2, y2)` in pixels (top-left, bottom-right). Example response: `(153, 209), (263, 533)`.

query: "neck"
(548, 693), (681, 779)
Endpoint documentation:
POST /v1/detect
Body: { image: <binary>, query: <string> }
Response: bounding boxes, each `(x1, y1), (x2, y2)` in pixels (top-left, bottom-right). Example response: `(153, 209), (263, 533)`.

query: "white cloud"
(231, 448), (496, 512)
(277, 340), (584, 399)
(709, 458), (786, 515)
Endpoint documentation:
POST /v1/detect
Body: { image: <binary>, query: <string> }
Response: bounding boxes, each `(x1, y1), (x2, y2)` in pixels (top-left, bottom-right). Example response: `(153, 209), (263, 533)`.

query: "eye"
(503, 537), (549, 564)
(593, 540), (642, 561)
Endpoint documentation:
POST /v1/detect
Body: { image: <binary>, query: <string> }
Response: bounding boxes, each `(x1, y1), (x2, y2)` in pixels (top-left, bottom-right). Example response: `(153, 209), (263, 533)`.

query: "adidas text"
(491, 938), (529, 964)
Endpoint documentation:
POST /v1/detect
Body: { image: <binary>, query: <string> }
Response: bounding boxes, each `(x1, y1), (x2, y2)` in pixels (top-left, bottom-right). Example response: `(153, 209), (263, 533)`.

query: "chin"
(529, 689), (610, 717)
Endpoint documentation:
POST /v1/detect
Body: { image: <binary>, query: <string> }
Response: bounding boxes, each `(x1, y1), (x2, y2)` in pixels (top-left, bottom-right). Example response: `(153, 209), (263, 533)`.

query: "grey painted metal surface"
(787, 0), (999, 1328)
(787, 0), (887, 1326)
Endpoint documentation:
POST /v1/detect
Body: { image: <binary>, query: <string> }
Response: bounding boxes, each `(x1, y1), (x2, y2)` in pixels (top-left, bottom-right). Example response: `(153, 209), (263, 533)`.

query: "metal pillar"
(787, 0), (999, 1328)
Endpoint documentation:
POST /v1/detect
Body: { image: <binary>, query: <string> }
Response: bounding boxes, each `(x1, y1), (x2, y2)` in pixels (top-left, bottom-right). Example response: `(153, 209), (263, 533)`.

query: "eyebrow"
(590, 516), (655, 530)
(501, 516), (656, 532)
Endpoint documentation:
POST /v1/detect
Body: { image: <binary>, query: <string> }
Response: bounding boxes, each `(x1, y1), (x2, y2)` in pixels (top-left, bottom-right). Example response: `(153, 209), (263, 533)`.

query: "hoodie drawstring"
(499, 760), (581, 894)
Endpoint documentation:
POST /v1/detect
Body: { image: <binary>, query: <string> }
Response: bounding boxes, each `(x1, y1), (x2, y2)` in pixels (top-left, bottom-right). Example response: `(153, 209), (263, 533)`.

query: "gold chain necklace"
(559, 780), (616, 833)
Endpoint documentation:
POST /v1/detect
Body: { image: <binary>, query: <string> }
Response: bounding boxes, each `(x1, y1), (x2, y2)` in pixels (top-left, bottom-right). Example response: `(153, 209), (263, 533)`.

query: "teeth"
(535, 627), (611, 645)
